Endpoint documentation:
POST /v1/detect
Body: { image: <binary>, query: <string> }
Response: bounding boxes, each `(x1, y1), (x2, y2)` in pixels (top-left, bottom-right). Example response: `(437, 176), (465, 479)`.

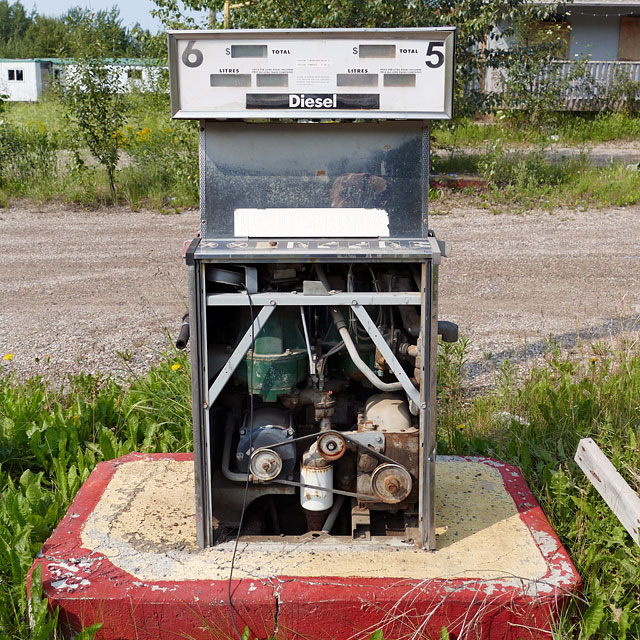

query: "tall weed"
(433, 113), (640, 146)
(0, 123), (58, 194)
(439, 340), (640, 639)
(0, 349), (189, 637)
(0, 340), (638, 637)
(118, 120), (199, 209)
(475, 147), (640, 208)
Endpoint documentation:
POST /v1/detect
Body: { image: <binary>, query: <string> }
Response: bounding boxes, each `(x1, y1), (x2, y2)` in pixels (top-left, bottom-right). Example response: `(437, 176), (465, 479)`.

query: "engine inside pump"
(206, 262), (434, 543)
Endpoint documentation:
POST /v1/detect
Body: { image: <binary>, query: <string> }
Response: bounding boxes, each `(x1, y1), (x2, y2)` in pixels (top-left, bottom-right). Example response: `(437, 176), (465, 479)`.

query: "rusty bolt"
(385, 479), (399, 494)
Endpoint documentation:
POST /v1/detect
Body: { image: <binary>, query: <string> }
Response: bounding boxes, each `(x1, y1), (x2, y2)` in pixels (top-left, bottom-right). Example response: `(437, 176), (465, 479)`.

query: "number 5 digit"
(182, 40), (203, 68)
(425, 42), (445, 69)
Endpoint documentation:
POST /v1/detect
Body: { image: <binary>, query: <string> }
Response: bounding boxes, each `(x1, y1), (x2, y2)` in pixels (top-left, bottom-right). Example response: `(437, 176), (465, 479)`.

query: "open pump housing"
(168, 27), (456, 549)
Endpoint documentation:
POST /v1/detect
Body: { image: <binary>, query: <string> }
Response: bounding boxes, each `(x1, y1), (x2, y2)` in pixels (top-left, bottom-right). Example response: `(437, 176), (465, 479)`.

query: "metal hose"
(314, 265), (403, 393)
(175, 313), (190, 349)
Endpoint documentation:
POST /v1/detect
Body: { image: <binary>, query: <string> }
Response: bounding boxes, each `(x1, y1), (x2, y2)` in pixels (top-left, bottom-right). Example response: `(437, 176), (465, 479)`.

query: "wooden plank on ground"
(574, 438), (640, 546)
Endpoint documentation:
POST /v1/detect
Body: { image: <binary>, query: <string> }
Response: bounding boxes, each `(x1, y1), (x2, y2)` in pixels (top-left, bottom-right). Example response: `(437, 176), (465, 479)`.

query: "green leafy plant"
(118, 116), (199, 209)
(594, 67), (640, 115)
(0, 349), (190, 635)
(58, 12), (131, 201)
(151, 0), (567, 120)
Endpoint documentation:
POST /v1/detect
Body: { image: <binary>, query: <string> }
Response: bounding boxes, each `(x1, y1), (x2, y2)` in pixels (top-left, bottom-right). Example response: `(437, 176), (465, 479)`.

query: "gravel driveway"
(1, 201), (638, 388)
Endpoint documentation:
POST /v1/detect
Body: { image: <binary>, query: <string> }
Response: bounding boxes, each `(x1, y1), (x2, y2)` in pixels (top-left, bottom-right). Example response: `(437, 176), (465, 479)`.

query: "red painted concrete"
(28, 453), (581, 640)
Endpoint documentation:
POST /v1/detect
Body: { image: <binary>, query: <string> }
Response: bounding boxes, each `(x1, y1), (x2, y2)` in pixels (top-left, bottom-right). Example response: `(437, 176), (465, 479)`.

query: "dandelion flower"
(3, 353), (14, 361)
(171, 363), (182, 371)
(456, 424), (465, 430)
(589, 357), (598, 363)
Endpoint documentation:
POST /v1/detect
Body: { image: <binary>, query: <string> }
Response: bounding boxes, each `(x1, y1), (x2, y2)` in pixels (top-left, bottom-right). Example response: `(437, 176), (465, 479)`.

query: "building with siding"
(485, 0), (640, 108)
(0, 58), (165, 101)
(0, 59), (57, 101)
(560, 0), (640, 61)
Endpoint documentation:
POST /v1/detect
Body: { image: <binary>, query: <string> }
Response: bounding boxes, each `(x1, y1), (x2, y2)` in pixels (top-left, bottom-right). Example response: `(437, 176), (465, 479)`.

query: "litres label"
(246, 93), (380, 110)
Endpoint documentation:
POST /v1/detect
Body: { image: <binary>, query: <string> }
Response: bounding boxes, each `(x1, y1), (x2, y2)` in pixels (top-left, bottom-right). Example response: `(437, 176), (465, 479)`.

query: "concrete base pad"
(29, 453), (580, 640)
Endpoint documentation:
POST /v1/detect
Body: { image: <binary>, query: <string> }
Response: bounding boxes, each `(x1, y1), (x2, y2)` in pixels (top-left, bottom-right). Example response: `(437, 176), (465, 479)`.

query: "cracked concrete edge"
(26, 452), (582, 640)
(76, 456), (547, 584)
(438, 455), (582, 594)
(29, 453), (580, 592)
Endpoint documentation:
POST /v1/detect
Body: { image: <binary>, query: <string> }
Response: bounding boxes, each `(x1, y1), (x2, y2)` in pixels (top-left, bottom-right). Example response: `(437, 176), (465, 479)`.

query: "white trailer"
(0, 59), (54, 102)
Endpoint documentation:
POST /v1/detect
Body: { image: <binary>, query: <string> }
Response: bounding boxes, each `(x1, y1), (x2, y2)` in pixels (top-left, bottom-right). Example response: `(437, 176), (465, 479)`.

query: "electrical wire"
(564, 10), (640, 17)
(228, 288), (255, 640)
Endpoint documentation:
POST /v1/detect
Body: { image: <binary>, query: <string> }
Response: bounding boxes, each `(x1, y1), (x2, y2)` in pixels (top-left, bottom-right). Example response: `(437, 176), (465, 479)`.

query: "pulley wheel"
(249, 448), (283, 482)
(371, 463), (412, 503)
(317, 432), (346, 461)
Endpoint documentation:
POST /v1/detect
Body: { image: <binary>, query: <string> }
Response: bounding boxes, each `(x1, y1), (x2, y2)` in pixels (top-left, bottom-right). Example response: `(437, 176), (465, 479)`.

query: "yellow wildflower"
(589, 357), (598, 363)
(171, 363), (182, 371)
(3, 353), (14, 361)
(113, 129), (127, 145)
(456, 424), (465, 430)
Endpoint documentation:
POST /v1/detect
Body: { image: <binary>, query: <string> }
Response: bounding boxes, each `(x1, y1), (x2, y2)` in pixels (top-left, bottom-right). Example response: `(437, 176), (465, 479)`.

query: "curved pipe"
(314, 263), (402, 392)
(335, 321), (403, 392)
(438, 320), (459, 343)
(222, 413), (248, 482)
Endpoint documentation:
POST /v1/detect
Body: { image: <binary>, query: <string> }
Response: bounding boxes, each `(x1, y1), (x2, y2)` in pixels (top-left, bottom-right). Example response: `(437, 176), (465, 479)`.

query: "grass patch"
(3, 97), (73, 146)
(566, 163), (640, 207)
(0, 349), (191, 638)
(1, 337), (639, 637)
(438, 338), (640, 639)
(431, 148), (640, 210)
(1, 94), (199, 210)
(434, 113), (640, 147)
(484, 155), (640, 209)
(2, 98), (640, 212)
(432, 152), (481, 175)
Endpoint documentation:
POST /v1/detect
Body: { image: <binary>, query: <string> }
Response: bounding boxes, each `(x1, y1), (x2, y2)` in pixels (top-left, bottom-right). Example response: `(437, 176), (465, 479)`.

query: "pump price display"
(168, 28), (455, 119)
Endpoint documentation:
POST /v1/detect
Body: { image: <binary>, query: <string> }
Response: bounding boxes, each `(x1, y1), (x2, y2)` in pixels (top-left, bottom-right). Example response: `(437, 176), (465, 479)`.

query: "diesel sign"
(290, 94), (336, 108)
(246, 93), (380, 110)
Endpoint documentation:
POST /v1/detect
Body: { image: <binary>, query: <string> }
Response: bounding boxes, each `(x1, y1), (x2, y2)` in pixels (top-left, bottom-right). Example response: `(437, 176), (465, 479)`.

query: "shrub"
(118, 119), (199, 208)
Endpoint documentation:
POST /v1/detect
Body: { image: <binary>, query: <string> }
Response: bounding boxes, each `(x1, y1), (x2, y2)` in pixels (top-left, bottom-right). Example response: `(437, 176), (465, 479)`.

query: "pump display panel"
(168, 28), (455, 119)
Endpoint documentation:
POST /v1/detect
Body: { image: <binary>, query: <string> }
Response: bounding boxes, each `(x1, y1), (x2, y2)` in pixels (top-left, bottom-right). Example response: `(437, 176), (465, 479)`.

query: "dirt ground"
(1, 201), (638, 389)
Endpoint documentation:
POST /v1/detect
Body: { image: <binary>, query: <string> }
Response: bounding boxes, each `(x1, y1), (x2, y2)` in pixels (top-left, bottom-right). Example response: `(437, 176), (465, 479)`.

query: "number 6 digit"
(182, 40), (203, 68)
